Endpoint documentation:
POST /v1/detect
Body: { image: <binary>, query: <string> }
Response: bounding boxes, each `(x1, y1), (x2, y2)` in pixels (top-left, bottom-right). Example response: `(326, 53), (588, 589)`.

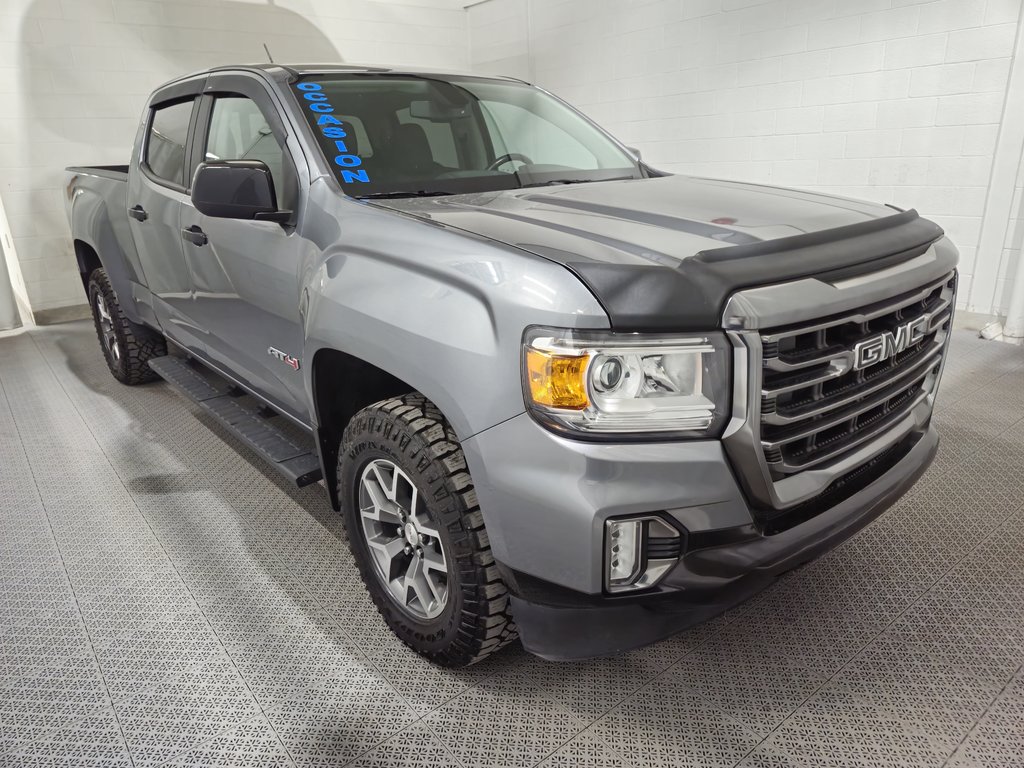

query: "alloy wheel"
(94, 293), (120, 363)
(357, 458), (450, 619)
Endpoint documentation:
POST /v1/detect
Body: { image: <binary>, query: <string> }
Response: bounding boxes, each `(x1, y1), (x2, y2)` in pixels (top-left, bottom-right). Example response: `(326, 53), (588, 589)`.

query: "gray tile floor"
(1, 322), (1022, 768)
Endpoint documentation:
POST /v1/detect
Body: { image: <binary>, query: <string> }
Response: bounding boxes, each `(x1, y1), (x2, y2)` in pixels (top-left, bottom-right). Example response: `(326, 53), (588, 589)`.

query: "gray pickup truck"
(65, 63), (958, 666)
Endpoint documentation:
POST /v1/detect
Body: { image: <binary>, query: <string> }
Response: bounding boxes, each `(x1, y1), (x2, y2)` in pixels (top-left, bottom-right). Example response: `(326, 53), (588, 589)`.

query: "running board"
(148, 356), (323, 487)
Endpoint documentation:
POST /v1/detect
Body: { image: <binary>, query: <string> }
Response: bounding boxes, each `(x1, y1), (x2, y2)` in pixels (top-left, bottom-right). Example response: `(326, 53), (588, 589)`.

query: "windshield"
(290, 74), (641, 198)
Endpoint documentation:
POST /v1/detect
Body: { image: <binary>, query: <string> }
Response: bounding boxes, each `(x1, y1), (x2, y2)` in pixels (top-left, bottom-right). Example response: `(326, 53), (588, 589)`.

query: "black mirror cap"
(191, 160), (279, 220)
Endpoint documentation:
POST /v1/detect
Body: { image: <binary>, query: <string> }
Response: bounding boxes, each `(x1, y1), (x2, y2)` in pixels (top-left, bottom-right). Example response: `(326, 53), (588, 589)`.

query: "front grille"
(758, 272), (955, 481)
(759, 434), (916, 534)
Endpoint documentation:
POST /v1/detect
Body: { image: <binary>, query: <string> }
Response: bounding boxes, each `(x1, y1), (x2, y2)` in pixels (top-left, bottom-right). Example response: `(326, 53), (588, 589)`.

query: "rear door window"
(146, 100), (194, 186)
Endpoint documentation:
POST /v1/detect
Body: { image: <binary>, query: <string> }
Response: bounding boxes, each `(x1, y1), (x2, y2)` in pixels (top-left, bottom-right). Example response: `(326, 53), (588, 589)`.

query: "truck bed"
(64, 164), (143, 327)
(66, 165), (129, 180)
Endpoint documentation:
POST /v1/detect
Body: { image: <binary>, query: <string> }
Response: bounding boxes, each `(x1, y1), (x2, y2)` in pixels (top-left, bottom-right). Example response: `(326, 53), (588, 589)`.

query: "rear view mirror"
(409, 99), (469, 122)
(626, 146), (642, 161)
(191, 160), (290, 222)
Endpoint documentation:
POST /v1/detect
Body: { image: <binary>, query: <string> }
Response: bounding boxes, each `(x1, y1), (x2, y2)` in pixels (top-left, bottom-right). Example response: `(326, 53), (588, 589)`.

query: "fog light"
(606, 519), (643, 588)
(604, 516), (682, 593)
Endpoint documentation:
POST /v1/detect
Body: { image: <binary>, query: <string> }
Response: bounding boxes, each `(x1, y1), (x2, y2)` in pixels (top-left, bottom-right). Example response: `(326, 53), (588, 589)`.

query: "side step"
(148, 356), (323, 487)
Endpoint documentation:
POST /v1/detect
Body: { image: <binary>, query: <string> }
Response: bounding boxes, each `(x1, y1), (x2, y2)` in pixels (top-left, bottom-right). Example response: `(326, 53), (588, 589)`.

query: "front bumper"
(462, 413), (938, 661)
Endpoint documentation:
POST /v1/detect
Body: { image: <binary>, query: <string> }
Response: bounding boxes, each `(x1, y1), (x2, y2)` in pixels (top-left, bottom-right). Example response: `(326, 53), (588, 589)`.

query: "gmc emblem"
(853, 314), (931, 371)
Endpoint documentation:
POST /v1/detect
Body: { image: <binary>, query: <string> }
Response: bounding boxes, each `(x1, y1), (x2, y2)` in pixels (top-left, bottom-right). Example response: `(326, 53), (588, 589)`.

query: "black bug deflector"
(379, 175), (949, 333)
(566, 209), (948, 332)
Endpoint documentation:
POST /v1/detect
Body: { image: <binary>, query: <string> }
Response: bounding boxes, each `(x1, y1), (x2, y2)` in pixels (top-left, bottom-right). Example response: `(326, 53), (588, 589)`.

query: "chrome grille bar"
(760, 274), (954, 345)
(762, 340), (945, 425)
(767, 389), (930, 474)
(758, 271), (955, 482)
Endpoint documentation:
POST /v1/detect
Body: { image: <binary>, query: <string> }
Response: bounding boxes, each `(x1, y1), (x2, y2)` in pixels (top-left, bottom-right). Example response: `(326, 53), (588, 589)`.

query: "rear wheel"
(87, 268), (166, 385)
(339, 394), (517, 667)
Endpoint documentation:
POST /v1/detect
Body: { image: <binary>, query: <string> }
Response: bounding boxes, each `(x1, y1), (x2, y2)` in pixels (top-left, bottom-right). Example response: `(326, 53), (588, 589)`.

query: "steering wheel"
(487, 153), (534, 171)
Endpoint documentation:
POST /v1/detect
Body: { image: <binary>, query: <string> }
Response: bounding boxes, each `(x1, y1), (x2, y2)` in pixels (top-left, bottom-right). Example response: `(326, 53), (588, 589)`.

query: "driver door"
(178, 74), (308, 423)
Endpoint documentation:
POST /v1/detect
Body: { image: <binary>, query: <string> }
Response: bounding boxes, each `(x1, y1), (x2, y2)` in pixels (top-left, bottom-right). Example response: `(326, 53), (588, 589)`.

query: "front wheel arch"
(311, 348), (416, 510)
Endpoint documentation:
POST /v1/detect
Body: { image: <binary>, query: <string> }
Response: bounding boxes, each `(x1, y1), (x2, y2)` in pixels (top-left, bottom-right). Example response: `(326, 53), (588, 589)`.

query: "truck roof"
(159, 63), (525, 90)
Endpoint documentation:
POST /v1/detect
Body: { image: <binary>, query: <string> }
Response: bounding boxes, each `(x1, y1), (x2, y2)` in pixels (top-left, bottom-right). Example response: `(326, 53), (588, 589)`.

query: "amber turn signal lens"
(525, 348), (589, 410)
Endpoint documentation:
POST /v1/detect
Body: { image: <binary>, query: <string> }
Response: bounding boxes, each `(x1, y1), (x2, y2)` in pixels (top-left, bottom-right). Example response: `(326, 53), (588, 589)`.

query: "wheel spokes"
(372, 463), (398, 500)
(420, 547), (446, 574)
(360, 474), (404, 525)
(366, 535), (407, 580)
(96, 296), (111, 323)
(94, 294), (120, 361)
(357, 458), (450, 620)
(405, 552), (443, 612)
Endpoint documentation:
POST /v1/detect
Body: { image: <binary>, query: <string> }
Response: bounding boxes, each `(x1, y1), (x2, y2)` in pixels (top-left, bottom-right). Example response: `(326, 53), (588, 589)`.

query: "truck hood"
(373, 174), (895, 269)
(372, 175), (943, 331)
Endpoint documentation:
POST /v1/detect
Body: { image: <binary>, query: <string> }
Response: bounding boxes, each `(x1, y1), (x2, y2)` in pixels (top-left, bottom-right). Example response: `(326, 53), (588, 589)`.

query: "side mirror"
(191, 160), (290, 222)
(625, 146), (642, 161)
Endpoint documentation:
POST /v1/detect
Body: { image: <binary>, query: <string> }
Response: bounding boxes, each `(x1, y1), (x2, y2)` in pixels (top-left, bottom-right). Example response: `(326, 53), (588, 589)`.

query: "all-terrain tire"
(87, 268), (166, 385)
(339, 393), (517, 667)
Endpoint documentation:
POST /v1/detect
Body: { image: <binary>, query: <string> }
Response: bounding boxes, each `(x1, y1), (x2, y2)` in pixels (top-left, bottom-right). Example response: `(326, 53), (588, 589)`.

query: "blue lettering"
(295, 83), (371, 185)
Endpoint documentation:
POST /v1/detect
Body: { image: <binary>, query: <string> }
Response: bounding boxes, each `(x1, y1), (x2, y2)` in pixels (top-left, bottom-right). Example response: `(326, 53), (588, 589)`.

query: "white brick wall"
(997, 157), (1024, 315)
(0, 0), (468, 315)
(5, 0), (1022, 318)
(468, 0), (1024, 317)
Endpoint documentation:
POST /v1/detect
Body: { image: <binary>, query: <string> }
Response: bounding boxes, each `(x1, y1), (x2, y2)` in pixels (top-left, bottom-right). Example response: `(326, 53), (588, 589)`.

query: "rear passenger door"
(127, 82), (206, 355)
(178, 73), (309, 423)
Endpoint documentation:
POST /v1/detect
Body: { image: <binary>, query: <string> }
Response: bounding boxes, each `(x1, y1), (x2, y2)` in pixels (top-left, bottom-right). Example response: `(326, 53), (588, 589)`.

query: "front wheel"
(87, 268), (166, 385)
(339, 394), (517, 667)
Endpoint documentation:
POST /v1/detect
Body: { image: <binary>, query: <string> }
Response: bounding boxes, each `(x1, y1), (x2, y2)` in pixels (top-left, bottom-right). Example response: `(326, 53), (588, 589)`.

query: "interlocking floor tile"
(424, 673), (586, 768)
(946, 665), (1024, 768)
(115, 666), (260, 767)
(659, 644), (824, 738)
(166, 715), (292, 767)
(589, 676), (761, 768)
(526, 653), (674, 723)
(347, 721), (461, 768)
(8, 707), (130, 767)
(354, 620), (523, 715)
(1, 323), (1023, 768)
(267, 683), (416, 768)
(537, 727), (635, 768)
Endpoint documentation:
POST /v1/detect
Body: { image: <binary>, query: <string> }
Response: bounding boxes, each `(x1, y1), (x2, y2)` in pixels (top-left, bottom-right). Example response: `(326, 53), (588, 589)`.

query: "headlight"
(522, 327), (730, 438)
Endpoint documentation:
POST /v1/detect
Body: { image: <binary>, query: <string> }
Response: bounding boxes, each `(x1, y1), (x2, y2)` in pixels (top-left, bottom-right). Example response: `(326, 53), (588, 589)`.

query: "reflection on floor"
(1, 322), (1022, 767)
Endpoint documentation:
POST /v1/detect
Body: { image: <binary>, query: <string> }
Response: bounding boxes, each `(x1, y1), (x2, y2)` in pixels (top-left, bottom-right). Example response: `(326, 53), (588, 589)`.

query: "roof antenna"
(262, 43), (274, 64)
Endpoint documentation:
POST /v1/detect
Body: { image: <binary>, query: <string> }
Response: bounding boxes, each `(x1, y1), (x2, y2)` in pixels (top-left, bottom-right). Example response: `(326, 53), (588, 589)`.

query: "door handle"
(181, 225), (208, 247)
(128, 205), (148, 222)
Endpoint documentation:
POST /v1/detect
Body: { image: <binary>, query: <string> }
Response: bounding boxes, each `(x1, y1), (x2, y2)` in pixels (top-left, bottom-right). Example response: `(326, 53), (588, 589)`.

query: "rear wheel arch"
(74, 239), (103, 292)
(310, 347), (416, 510)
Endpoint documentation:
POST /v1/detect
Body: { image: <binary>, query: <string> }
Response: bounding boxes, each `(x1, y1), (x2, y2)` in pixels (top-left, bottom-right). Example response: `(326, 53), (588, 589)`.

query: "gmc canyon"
(65, 63), (957, 666)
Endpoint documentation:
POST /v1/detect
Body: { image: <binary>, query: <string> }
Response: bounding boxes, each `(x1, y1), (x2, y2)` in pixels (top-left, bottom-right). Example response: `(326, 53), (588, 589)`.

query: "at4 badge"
(268, 347), (300, 371)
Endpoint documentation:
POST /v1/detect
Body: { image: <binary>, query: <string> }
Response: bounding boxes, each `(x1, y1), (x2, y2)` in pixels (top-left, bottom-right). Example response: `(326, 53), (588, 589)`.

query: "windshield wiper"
(519, 177), (635, 189)
(356, 190), (455, 199)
